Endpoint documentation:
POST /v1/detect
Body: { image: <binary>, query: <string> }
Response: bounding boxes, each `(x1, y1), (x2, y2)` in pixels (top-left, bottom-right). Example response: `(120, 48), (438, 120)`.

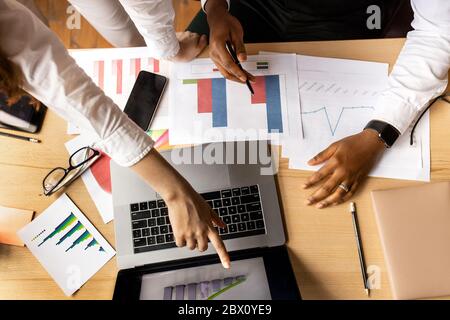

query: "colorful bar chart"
(163, 275), (247, 300)
(66, 229), (92, 252)
(38, 213), (76, 247)
(38, 212), (105, 253)
(56, 221), (83, 245)
(183, 74), (282, 132)
(183, 78), (228, 127)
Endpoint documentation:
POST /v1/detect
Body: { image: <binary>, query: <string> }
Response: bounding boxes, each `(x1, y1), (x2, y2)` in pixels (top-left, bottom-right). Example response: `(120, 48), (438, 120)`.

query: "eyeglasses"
(43, 146), (100, 196)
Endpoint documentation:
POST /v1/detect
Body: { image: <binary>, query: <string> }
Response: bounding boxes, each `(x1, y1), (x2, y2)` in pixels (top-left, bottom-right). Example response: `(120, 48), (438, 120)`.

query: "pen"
(225, 41), (254, 95)
(350, 202), (370, 297)
(0, 131), (40, 143)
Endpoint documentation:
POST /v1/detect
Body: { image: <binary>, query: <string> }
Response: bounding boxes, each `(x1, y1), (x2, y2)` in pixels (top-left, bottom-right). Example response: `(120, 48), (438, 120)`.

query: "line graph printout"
(67, 47), (169, 134)
(18, 194), (115, 296)
(287, 55), (430, 181)
(169, 54), (301, 145)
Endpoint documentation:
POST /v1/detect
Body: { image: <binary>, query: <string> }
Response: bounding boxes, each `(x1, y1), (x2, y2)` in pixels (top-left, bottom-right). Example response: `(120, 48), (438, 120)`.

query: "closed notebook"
(371, 182), (450, 300)
(0, 205), (34, 246)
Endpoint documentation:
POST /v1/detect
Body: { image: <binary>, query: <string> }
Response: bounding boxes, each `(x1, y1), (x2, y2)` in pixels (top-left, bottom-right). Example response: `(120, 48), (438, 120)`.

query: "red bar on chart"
(251, 76), (266, 104)
(131, 58), (141, 79)
(94, 60), (104, 90)
(112, 59), (123, 94)
(198, 79), (212, 113)
(148, 58), (160, 73)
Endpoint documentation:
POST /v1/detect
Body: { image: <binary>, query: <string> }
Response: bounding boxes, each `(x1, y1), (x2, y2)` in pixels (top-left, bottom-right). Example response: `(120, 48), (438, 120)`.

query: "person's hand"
(131, 149), (230, 268)
(169, 31), (208, 62)
(205, 0), (255, 83)
(165, 183), (231, 268)
(303, 130), (386, 209)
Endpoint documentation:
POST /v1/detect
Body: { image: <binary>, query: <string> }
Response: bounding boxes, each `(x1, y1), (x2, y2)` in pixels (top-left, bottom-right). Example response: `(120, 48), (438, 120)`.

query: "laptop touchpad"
(163, 150), (231, 193)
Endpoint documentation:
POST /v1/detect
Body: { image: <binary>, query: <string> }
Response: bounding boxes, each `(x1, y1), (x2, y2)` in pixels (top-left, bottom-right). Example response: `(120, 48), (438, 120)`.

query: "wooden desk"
(1, 39), (449, 300)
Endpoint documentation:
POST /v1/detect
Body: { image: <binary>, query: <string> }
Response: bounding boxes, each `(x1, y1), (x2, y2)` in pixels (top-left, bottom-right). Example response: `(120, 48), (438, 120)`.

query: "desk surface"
(1, 39), (449, 300)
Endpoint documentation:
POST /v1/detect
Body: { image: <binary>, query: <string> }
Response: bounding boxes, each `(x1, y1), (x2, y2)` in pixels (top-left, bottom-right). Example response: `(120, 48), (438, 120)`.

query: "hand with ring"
(303, 130), (386, 209)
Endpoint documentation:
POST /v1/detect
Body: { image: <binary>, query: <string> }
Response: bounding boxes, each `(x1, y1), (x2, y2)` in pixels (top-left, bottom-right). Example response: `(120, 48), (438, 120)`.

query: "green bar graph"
(38, 213), (77, 247)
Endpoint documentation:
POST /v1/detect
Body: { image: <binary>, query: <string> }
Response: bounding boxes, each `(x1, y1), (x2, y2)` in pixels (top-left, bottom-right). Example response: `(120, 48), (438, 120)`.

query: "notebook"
(371, 182), (450, 300)
(0, 205), (34, 246)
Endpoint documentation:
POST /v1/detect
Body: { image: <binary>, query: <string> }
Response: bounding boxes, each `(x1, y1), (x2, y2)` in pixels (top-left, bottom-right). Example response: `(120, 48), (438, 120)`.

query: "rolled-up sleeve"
(119, 0), (180, 59)
(0, 0), (154, 166)
(371, 0), (450, 134)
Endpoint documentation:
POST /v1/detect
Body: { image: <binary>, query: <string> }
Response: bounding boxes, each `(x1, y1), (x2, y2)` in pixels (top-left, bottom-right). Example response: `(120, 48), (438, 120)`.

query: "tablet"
(113, 246), (300, 301)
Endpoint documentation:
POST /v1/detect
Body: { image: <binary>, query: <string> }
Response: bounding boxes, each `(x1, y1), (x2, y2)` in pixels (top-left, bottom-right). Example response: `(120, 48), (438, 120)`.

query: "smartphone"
(123, 71), (168, 131)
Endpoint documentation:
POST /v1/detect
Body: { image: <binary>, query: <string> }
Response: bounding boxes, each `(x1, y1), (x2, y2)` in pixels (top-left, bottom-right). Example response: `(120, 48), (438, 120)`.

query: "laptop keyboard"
(130, 185), (266, 254)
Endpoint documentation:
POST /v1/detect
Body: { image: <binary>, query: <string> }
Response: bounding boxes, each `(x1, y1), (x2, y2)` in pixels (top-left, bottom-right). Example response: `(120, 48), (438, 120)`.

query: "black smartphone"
(123, 71), (168, 131)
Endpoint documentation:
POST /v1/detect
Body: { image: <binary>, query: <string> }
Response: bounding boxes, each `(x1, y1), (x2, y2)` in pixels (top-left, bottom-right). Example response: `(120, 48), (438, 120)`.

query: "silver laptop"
(111, 141), (285, 270)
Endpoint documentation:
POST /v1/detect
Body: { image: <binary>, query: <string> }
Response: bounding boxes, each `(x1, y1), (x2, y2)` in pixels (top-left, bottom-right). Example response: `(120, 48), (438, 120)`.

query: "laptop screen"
(139, 257), (271, 300)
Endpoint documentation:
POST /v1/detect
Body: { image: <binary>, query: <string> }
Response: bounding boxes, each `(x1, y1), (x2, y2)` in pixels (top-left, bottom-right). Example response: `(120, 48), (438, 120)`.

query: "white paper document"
(168, 54), (301, 145)
(18, 194), (115, 296)
(286, 55), (430, 181)
(67, 47), (171, 134)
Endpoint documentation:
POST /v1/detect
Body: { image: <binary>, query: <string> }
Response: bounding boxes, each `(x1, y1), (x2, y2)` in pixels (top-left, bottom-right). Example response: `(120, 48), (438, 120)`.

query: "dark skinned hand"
(303, 129), (386, 209)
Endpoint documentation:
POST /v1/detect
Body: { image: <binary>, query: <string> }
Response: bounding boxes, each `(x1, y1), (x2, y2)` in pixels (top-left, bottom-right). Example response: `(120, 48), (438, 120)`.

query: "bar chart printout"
(18, 194), (115, 296)
(182, 75), (283, 133)
(170, 54), (300, 145)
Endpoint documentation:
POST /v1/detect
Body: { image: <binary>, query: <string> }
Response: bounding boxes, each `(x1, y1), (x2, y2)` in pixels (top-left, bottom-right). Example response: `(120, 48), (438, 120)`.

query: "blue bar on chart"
(211, 78), (227, 127)
(187, 283), (197, 300)
(163, 286), (173, 300)
(264, 75), (283, 133)
(175, 285), (185, 300)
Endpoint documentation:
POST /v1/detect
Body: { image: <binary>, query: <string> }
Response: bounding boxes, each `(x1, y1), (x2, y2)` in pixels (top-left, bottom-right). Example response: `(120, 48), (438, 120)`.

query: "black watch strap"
(364, 120), (400, 148)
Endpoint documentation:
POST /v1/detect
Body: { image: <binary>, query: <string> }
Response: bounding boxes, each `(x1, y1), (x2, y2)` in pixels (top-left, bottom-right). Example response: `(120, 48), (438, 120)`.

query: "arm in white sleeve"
(371, 0), (450, 134)
(0, 0), (154, 166)
(118, 0), (180, 59)
(201, 0), (230, 12)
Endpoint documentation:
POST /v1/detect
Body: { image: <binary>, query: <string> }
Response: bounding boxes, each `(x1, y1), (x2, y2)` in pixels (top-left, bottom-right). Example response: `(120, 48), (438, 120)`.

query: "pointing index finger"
(208, 228), (230, 269)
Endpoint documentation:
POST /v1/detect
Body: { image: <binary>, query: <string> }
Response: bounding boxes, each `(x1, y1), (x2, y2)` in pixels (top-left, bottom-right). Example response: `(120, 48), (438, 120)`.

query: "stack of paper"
(168, 54), (301, 146)
(284, 55), (429, 181)
(168, 53), (430, 181)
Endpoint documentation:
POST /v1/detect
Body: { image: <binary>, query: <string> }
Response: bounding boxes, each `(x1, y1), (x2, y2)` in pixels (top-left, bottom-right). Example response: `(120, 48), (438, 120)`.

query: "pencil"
(225, 41), (254, 95)
(0, 131), (40, 143)
(350, 202), (370, 297)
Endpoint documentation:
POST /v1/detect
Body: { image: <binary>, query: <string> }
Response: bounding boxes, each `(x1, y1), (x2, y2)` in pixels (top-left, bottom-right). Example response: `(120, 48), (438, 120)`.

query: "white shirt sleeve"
(0, 0), (154, 167)
(118, 0), (180, 59)
(371, 0), (450, 134)
(201, 0), (230, 12)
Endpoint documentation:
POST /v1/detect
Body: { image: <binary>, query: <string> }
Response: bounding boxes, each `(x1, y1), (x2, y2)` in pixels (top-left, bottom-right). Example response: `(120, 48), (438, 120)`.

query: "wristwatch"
(364, 120), (400, 148)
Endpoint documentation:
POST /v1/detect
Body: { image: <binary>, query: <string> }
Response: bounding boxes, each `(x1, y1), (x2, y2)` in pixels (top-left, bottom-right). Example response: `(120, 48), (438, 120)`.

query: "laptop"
(110, 141), (300, 300)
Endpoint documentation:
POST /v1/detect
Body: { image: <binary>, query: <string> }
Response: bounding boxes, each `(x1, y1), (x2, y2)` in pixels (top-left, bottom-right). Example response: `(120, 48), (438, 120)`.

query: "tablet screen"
(139, 257), (271, 300)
